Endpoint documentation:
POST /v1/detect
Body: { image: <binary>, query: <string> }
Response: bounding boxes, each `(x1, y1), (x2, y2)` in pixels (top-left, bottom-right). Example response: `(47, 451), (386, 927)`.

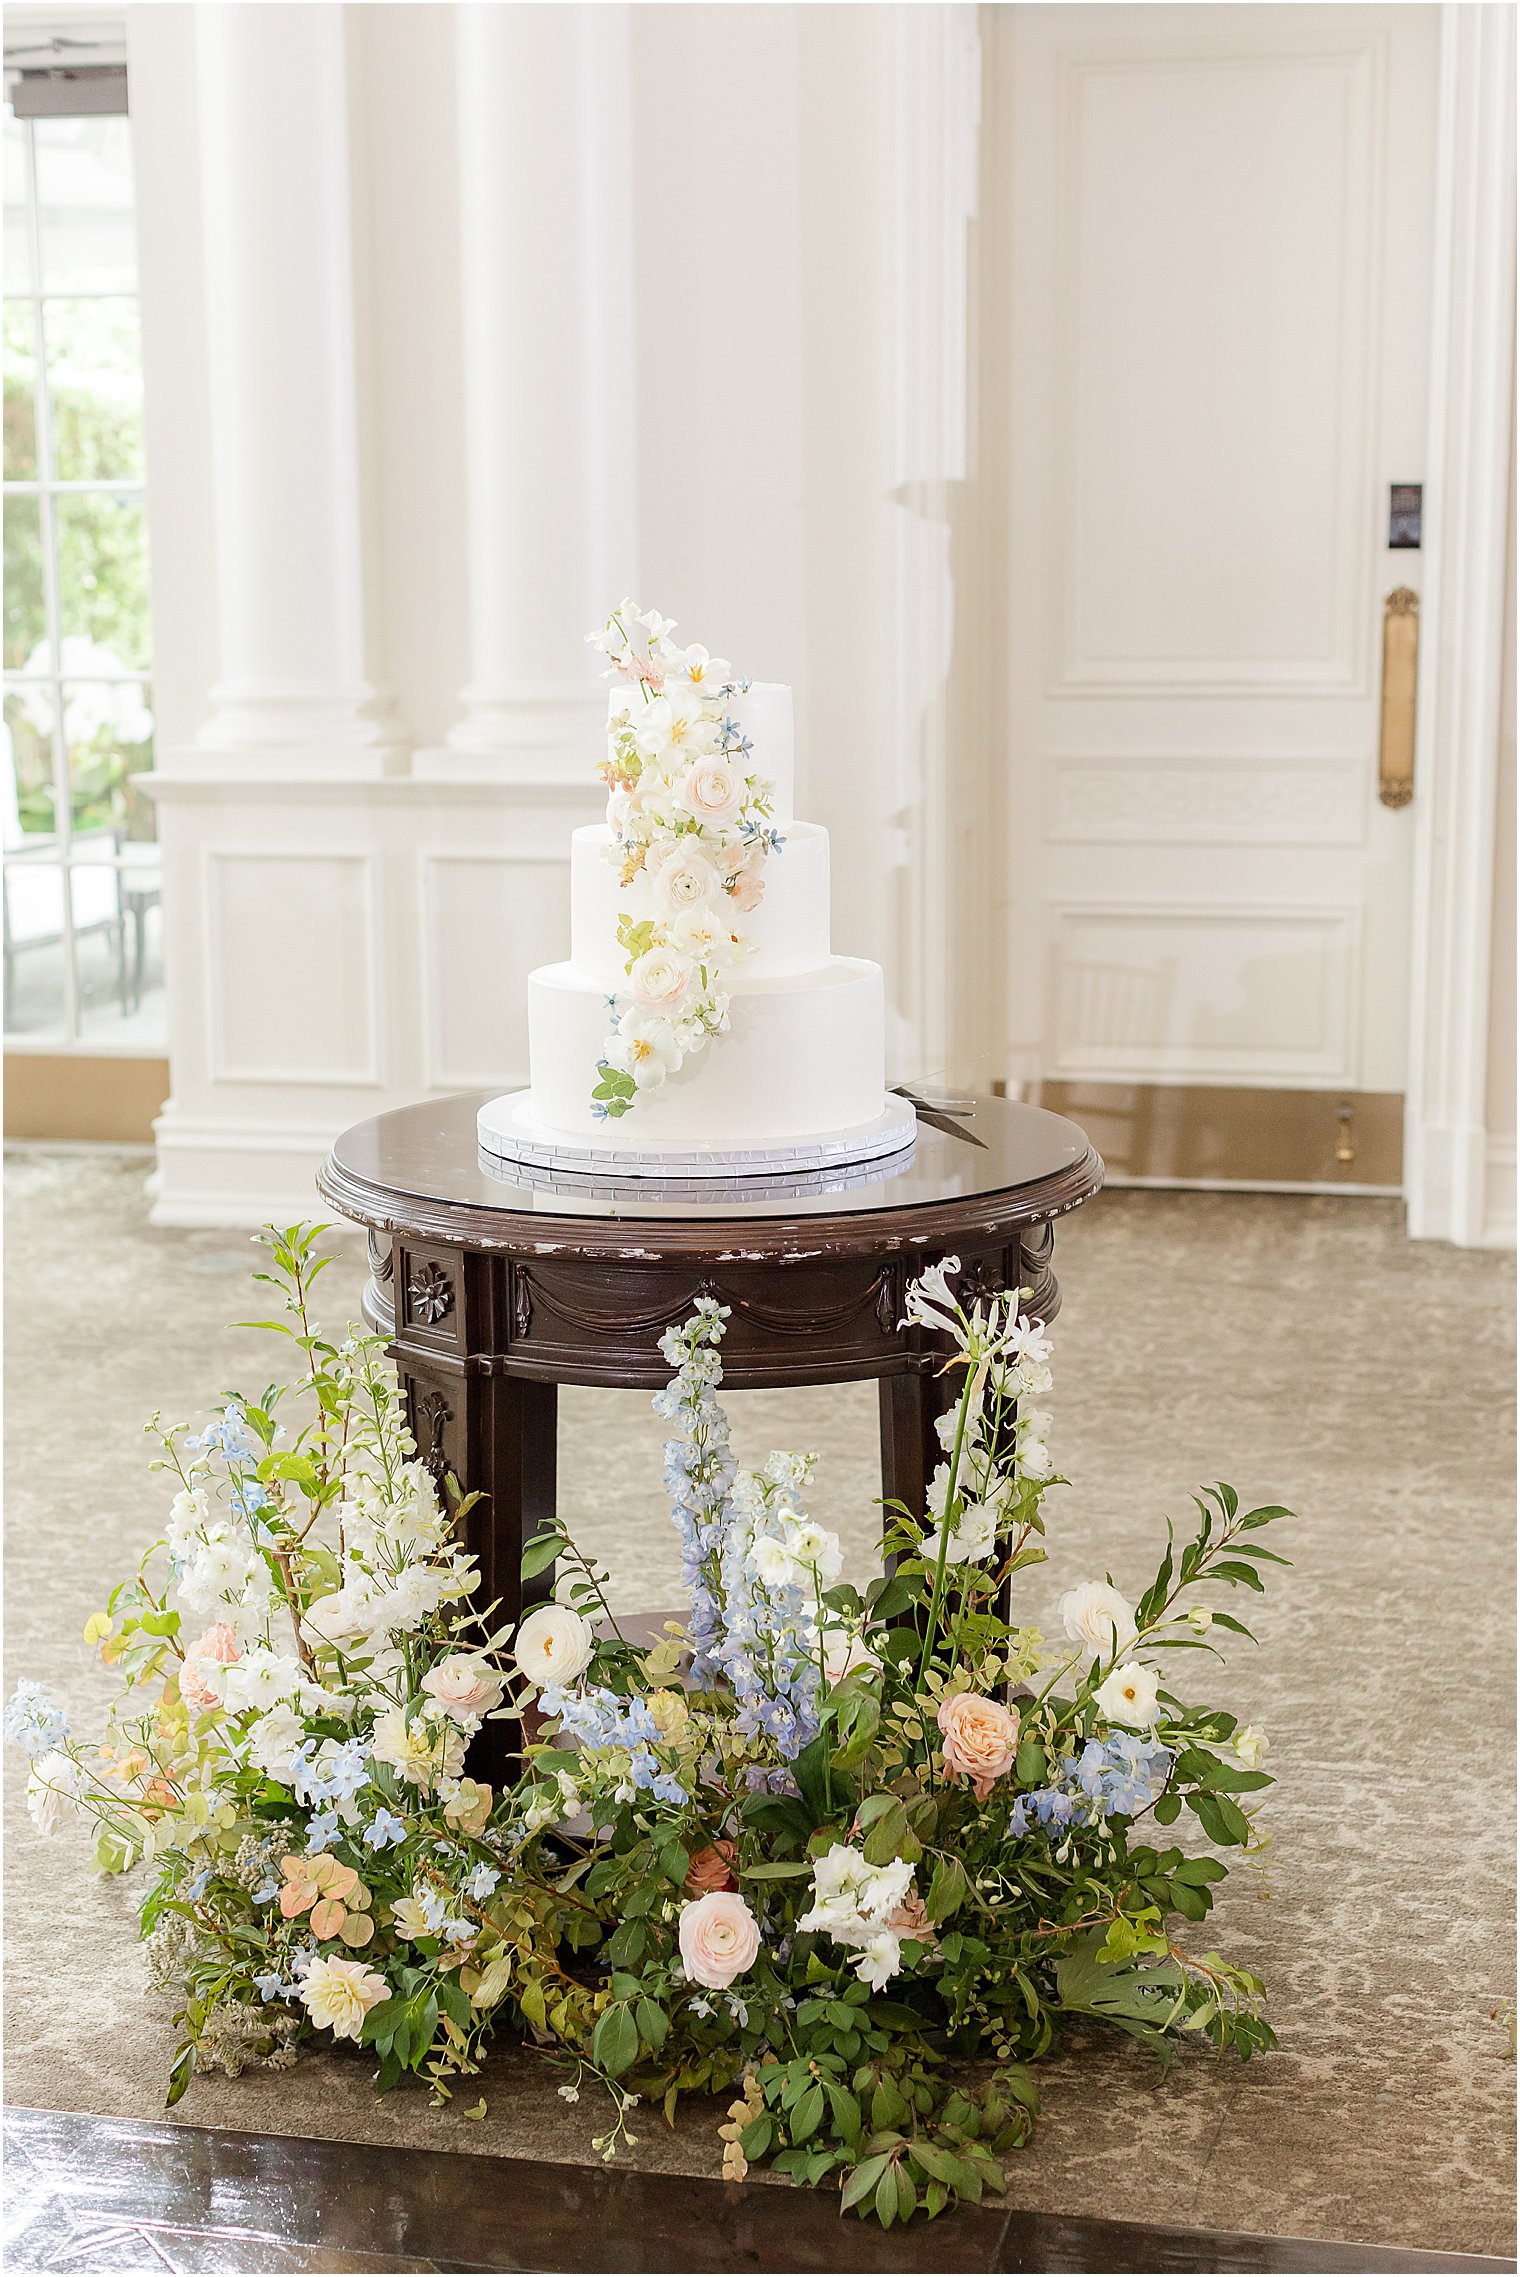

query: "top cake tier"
(607, 680), (795, 824)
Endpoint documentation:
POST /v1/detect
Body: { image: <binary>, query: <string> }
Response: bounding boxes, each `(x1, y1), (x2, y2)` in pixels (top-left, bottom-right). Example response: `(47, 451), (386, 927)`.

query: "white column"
(1404, 2), (1516, 1243)
(418, 2), (635, 784)
(190, 2), (404, 771)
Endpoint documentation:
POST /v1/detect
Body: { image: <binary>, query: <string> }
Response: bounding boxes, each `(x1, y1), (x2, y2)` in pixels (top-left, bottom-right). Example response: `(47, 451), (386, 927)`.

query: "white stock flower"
(221, 1646), (304, 1716)
(920, 1497), (1001, 1568)
(165, 1487), (211, 1558)
(26, 1749), (84, 1836)
(1093, 1662), (1161, 1729)
(177, 1537), (266, 1617)
(512, 1603), (595, 1690)
(1058, 1581), (1138, 1663)
(244, 1703), (306, 1783)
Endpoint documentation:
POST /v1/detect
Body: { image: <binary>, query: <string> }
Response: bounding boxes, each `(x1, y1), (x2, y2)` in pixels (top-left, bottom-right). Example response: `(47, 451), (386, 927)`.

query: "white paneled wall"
(127, 2), (966, 1225)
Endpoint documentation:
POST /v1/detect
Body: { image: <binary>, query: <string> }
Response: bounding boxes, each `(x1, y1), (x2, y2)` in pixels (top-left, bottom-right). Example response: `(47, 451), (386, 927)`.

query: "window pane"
(64, 678), (153, 835)
(4, 299), (38, 478)
(45, 297), (143, 480)
(54, 491), (150, 669)
(4, 684), (57, 836)
(33, 115), (135, 295)
(3, 493), (48, 670)
(79, 847), (162, 1042)
(4, 110), (33, 295)
(2, 855), (67, 1037)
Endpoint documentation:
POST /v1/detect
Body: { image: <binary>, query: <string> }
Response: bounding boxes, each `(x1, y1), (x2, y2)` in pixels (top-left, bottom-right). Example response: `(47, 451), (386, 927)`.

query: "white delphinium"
(25, 1749), (85, 1836)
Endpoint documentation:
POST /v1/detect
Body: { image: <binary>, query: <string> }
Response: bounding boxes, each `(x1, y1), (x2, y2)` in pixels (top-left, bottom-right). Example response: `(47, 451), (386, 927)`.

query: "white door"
(991, 4), (1440, 1181)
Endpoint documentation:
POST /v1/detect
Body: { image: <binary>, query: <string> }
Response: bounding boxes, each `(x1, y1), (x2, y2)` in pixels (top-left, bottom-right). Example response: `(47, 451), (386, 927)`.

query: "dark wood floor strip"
(3, 2108), (1513, 2276)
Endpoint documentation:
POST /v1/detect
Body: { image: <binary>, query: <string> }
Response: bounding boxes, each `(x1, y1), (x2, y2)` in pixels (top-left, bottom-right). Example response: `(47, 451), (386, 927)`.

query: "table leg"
(401, 1360), (557, 1787)
(466, 1375), (558, 1785)
(878, 1369), (960, 1543)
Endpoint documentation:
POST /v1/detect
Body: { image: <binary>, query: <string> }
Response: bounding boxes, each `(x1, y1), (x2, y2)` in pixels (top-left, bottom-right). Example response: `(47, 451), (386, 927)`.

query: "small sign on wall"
(1388, 484), (1423, 549)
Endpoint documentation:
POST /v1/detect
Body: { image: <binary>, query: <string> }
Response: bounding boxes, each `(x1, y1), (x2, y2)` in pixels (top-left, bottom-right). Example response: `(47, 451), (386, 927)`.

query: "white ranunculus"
(512, 1603), (594, 1690)
(1058, 1580), (1138, 1663)
(1234, 1723), (1268, 1768)
(1093, 1661), (1161, 1729)
(650, 844), (719, 916)
(821, 1626), (878, 1685)
(629, 945), (696, 1012)
(26, 1749), (84, 1836)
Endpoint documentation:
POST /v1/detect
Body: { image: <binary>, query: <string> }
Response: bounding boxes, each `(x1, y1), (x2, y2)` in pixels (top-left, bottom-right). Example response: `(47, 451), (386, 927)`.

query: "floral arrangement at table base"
(8, 1226), (1288, 2230)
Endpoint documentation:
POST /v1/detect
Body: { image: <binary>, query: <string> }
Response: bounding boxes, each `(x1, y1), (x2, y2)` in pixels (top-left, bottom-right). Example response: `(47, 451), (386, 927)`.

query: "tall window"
(3, 85), (160, 1048)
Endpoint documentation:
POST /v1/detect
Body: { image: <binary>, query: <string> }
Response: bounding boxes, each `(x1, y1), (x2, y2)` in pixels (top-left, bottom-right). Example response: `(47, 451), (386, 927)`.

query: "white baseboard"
(149, 1111), (344, 1231)
(1482, 1138), (1517, 1249)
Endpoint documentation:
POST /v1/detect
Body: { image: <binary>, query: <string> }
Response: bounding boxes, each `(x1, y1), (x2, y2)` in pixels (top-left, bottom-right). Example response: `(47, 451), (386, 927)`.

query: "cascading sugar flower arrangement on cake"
(477, 603), (915, 1178)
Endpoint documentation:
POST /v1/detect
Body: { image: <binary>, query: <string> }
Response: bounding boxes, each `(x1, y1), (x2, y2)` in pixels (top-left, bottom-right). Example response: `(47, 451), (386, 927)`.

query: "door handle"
(1379, 587), (1419, 809)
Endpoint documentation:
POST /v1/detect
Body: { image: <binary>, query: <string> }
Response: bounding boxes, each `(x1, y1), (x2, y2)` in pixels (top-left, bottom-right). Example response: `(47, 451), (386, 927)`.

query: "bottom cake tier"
(517, 955), (892, 1151)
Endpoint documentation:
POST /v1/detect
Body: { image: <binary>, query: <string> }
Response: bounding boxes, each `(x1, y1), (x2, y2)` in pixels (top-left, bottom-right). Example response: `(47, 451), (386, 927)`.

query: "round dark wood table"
(317, 1091), (1102, 1778)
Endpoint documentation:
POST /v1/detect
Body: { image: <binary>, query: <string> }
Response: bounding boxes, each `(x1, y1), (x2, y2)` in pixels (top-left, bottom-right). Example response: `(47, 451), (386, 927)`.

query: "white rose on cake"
(628, 946), (696, 1012)
(677, 754), (744, 827)
(651, 845), (720, 916)
(608, 1008), (684, 1091)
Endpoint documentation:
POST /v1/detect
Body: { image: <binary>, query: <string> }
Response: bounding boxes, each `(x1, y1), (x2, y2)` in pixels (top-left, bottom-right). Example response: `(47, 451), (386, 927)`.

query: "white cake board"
(476, 1090), (919, 1182)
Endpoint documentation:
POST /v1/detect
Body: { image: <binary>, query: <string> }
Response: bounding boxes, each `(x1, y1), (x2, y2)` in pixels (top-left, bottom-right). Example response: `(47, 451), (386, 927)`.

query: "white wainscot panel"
(1050, 761), (1365, 846)
(207, 852), (380, 1084)
(1048, 904), (1358, 1083)
(422, 853), (570, 1090)
(1057, 46), (1376, 692)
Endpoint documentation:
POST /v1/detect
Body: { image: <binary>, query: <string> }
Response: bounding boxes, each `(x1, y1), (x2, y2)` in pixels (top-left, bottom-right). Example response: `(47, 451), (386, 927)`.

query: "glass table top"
(326, 1092), (1102, 1228)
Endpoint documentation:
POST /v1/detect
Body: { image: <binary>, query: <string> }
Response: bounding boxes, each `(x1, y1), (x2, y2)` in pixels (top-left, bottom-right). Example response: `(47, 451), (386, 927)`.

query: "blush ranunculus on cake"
(477, 603), (914, 1177)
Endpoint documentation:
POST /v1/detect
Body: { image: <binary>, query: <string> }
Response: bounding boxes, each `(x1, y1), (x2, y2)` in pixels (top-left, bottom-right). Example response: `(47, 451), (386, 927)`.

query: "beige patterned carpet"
(4, 1148), (1515, 2258)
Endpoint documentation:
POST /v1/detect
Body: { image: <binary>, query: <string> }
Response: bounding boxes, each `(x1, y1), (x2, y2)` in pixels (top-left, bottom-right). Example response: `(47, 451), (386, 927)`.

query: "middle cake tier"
(570, 822), (831, 985)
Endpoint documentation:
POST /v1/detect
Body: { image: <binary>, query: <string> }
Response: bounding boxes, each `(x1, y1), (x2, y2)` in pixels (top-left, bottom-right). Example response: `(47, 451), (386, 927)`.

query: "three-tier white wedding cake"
(477, 606), (913, 1179)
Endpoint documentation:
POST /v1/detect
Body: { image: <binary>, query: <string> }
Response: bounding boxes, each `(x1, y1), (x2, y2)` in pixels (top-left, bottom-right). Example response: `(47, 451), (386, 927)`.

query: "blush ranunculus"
(937, 1689), (1020, 1802)
(420, 1654), (505, 1725)
(678, 755), (744, 826)
(684, 1839), (738, 1895)
(677, 1888), (761, 1989)
(178, 1622), (241, 1712)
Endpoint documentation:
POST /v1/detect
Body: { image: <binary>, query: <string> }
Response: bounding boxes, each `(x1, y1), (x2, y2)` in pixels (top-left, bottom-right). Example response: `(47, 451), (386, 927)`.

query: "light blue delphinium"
(363, 1807), (407, 1851)
(303, 1808), (340, 1855)
(4, 1680), (71, 1758)
(540, 1683), (690, 1807)
(654, 1301), (737, 1685)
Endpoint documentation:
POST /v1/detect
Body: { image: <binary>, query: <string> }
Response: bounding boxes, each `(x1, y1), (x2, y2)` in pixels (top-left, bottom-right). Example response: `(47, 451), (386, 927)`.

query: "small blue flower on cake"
(585, 601), (782, 1119)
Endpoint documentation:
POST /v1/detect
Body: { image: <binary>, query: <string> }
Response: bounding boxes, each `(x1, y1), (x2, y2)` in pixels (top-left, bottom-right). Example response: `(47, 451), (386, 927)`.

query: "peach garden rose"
(677, 1888), (761, 1990)
(177, 1622), (241, 1712)
(420, 1653), (504, 1725)
(937, 1688), (1021, 1802)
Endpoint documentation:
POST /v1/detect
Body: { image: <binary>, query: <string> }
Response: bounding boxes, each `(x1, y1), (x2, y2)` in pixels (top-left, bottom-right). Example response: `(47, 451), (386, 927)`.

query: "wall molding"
(203, 847), (385, 1088)
(1049, 757), (1365, 847)
(1404, 2), (1516, 1245)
